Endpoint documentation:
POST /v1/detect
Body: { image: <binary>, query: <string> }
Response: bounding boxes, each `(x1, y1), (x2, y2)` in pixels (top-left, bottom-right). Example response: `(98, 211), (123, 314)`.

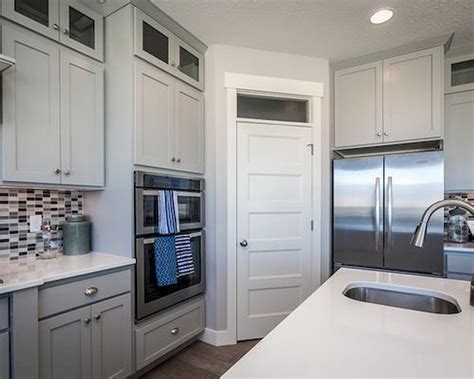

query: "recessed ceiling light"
(370, 9), (394, 24)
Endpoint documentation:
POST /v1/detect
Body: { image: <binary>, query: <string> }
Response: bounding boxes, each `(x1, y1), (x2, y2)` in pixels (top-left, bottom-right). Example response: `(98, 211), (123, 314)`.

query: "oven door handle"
(143, 231), (203, 245)
(141, 189), (201, 197)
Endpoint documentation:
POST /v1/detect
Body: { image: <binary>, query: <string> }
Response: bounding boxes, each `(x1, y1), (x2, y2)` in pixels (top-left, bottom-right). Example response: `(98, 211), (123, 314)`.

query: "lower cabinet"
(39, 293), (132, 379)
(0, 332), (9, 379)
(445, 250), (474, 281)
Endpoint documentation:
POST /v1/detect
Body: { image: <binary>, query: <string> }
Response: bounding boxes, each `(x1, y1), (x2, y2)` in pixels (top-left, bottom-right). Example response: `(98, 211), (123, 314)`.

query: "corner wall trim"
(199, 328), (236, 347)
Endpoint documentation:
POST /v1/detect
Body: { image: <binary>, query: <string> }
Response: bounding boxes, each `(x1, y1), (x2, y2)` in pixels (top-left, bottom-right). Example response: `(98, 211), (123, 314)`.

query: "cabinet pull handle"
(170, 327), (179, 335)
(54, 168), (61, 174)
(84, 318), (91, 324)
(52, 24), (59, 30)
(84, 287), (98, 296)
(94, 314), (101, 320)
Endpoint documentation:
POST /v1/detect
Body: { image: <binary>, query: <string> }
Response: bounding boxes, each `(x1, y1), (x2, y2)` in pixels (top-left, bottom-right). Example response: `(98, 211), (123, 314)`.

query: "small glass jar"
(39, 222), (59, 259)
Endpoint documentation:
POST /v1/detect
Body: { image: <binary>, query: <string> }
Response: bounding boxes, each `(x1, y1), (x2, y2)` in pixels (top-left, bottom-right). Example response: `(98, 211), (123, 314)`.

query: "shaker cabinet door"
(334, 61), (383, 148)
(59, 0), (104, 61)
(134, 60), (176, 169)
(1, 0), (60, 40)
(174, 37), (204, 91)
(39, 306), (92, 379)
(60, 50), (104, 187)
(2, 25), (61, 184)
(383, 47), (443, 143)
(174, 81), (204, 173)
(91, 294), (132, 379)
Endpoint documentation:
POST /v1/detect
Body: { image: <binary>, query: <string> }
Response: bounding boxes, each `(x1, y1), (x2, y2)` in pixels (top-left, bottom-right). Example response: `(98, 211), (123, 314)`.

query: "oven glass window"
(143, 194), (158, 229)
(178, 195), (201, 225)
(143, 234), (202, 304)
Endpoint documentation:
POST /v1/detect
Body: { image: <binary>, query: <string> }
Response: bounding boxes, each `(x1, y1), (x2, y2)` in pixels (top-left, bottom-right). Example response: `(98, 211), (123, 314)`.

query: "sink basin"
(343, 283), (461, 315)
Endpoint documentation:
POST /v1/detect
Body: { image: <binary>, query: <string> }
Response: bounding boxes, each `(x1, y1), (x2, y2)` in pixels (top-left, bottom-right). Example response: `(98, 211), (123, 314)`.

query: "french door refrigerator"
(333, 151), (444, 275)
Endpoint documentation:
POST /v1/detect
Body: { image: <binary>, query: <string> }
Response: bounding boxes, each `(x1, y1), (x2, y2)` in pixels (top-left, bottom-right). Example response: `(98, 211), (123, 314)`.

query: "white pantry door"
(237, 122), (313, 340)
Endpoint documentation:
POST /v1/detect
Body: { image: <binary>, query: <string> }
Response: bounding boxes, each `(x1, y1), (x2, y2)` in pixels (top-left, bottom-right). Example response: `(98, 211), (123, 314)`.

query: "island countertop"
(0, 252), (136, 294)
(224, 268), (474, 378)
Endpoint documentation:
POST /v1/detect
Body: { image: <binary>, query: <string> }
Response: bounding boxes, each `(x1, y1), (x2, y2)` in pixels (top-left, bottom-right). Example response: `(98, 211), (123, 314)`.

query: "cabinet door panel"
(444, 91), (474, 191)
(60, 50), (104, 186)
(174, 37), (204, 91)
(383, 47), (443, 143)
(0, 332), (9, 379)
(91, 294), (132, 379)
(2, 25), (61, 184)
(134, 60), (175, 169)
(59, 0), (103, 61)
(1, 0), (59, 40)
(39, 306), (91, 379)
(175, 82), (204, 173)
(334, 62), (383, 148)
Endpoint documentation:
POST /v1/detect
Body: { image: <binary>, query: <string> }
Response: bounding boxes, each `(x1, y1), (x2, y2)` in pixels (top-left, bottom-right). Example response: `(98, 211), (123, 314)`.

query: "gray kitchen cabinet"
(91, 294), (132, 379)
(39, 306), (92, 379)
(334, 46), (443, 148)
(444, 91), (474, 191)
(2, 22), (105, 187)
(444, 250), (474, 281)
(0, 332), (9, 379)
(134, 59), (204, 173)
(1, 0), (103, 60)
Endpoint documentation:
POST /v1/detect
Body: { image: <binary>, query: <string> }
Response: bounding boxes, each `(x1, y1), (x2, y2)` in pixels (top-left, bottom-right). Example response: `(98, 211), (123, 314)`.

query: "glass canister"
(40, 222), (59, 259)
(62, 214), (91, 255)
(448, 207), (469, 243)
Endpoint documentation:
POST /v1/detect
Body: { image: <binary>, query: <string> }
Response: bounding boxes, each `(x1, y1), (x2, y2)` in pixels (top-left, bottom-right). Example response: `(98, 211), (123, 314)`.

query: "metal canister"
(62, 214), (91, 255)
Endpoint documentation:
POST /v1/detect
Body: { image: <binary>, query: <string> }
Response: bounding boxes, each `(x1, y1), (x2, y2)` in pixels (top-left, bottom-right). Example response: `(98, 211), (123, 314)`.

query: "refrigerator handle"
(375, 177), (382, 253)
(387, 176), (393, 254)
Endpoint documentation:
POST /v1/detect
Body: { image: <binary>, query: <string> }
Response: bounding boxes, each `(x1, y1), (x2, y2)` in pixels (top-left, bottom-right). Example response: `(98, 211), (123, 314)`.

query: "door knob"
(239, 240), (248, 247)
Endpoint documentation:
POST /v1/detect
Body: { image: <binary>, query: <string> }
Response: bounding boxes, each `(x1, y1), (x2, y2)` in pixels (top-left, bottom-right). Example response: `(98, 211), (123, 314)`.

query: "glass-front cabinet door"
(175, 37), (204, 90)
(134, 7), (174, 74)
(1, 0), (60, 40)
(59, 0), (103, 61)
(446, 53), (474, 94)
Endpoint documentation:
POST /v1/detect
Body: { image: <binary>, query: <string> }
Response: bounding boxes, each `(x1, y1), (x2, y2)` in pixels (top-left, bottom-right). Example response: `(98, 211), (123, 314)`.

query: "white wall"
(204, 44), (331, 333)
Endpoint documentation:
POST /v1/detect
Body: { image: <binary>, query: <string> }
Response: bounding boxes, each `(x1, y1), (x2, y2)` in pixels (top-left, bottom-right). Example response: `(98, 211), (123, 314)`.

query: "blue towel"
(175, 235), (195, 277)
(154, 236), (177, 286)
(158, 190), (180, 234)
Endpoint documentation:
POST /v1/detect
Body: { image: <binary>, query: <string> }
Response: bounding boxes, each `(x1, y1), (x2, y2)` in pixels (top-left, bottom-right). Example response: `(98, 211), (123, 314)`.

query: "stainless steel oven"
(135, 172), (204, 235)
(135, 231), (205, 320)
(134, 171), (205, 320)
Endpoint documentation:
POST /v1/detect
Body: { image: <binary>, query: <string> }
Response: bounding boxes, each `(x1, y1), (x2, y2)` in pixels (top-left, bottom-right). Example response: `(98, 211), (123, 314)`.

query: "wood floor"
(141, 340), (260, 378)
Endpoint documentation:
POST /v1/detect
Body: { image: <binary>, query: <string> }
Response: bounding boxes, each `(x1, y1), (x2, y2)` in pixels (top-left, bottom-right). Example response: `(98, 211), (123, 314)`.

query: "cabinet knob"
(94, 314), (101, 320)
(64, 170), (71, 175)
(384, 132), (390, 136)
(176, 158), (181, 163)
(170, 327), (179, 335)
(376, 132), (382, 137)
(63, 28), (69, 35)
(52, 23), (59, 30)
(54, 168), (61, 174)
(84, 287), (98, 296)
(84, 318), (91, 324)
(171, 61), (176, 67)
(171, 157), (176, 162)
(240, 240), (248, 247)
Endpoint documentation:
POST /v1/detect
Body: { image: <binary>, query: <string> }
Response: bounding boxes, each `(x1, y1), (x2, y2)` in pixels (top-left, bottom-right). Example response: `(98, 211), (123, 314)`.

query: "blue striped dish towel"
(158, 190), (180, 235)
(175, 235), (195, 277)
(154, 236), (177, 286)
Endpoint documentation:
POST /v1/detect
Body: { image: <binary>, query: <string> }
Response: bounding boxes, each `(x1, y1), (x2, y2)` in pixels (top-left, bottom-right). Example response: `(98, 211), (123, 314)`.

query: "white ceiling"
(152, 0), (474, 62)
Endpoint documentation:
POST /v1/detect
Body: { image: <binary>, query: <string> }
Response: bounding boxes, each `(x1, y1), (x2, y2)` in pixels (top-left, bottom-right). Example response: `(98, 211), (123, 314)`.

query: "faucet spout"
(411, 199), (474, 248)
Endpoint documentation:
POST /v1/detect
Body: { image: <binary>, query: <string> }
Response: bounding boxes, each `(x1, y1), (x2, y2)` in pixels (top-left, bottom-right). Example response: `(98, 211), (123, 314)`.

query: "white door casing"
(237, 122), (313, 340)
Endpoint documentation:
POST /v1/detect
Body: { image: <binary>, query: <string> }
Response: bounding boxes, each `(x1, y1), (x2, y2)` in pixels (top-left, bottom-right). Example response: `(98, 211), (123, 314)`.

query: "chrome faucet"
(411, 199), (474, 248)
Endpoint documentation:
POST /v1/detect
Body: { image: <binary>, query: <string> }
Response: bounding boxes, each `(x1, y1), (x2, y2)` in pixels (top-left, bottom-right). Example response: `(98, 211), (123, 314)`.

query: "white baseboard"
(199, 328), (236, 346)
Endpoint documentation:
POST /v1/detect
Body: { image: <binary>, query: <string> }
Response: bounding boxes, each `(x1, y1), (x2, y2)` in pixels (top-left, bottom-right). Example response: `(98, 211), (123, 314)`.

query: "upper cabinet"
(445, 53), (474, 94)
(334, 46), (443, 149)
(1, 0), (103, 60)
(2, 23), (104, 187)
(134, 7), (204, 91)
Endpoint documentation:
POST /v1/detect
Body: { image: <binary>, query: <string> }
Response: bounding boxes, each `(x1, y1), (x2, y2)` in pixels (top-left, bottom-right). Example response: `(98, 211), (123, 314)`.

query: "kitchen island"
(224, 268), (474, 378)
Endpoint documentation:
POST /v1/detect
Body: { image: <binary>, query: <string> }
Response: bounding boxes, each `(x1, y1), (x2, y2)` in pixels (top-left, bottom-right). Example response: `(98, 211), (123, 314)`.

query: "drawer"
(446, 253), (474, 275)
(0, 298), (8, 330)
(135, 296), (205, 370)
(39, 269), (131, 318)
(0, 331), (9, 379)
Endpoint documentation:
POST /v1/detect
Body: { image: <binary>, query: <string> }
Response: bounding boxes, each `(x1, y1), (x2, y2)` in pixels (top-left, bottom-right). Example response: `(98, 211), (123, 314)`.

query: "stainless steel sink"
(343, 283), (461, 315)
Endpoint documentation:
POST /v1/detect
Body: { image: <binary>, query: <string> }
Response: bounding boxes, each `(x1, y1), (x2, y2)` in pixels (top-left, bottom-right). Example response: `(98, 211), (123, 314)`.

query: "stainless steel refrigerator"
(333, 151), (444, 275)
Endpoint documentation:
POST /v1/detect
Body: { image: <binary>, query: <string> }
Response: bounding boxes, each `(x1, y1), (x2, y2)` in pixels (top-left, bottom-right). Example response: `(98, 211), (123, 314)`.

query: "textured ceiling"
(152, 0), (474, 61)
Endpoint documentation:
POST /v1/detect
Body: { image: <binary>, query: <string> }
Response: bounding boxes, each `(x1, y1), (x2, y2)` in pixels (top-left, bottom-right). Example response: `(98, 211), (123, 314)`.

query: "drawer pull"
(170, 327), (179, 335)
(84, 287), (98, 296)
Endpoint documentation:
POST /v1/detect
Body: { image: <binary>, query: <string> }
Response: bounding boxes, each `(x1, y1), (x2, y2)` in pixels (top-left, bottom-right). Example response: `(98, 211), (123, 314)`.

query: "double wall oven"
(134, 171), (205, 320)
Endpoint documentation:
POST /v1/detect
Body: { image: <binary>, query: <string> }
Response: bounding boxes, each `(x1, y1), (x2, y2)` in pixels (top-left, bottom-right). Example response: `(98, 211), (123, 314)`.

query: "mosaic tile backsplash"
(0, 188), (83, 260)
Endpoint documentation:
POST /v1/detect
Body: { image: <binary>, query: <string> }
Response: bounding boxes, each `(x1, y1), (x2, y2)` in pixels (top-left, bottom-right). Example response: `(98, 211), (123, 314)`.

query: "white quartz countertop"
(0, 252), (135, 294)
(224, 268), (474, 378)
(445, 242), (474, 253)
